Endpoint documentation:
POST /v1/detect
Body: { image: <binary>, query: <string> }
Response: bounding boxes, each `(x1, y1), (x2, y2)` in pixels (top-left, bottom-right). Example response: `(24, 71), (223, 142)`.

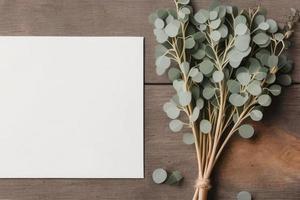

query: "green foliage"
(149, 1), (296, 142)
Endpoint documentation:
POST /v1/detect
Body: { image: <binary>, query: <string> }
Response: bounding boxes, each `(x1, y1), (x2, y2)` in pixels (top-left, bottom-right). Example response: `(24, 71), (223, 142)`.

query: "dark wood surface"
(0, 0), (299, 199)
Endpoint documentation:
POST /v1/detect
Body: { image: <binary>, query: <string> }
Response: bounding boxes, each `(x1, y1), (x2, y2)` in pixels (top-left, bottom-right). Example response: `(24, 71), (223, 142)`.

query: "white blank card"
(0, 37), (144, 178)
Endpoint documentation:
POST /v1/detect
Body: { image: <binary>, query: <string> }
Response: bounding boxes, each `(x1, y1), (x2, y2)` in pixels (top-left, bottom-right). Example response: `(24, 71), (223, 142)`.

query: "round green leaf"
(265, 74), (276, 84)
(168, 67), (181, 81)
(196, 98), (204, 109)
(266, 19), (278, 33)
(188, 68), (199, 77)
(190, 107), (200, 122)
(199, 60), (214, 75)
(192, 49), (206, 60)
(227, 79), (241, 93)
(267, 55), (279, 67)
(278, 74), (292, 86)
(178, 91), (192, 106)
(200, 119), (212, 134)
(235, 35), (251, 52)
(209, 11), (218, 20)
(154, 18), (165, 29)
(229, 93), (248, 107)
(237, 72), (251, 86)
(258, 22), (270, 31)
(213, 70), (224, 82)
(178, 0), (190, 5)
(235, 23), (248, 35)
(218, 24), (228, 38)
(173, 79), (184, 92)
(202, 86), (215, 100)
(247, 80), (262, 96)
(185, 37), (196, 49)
(180, 61), (190, 76)
(169, 119), (184, 132)
(238, 124), (254, 139)
(165, 170), (183, 185)
(250, 110), (263, 121)
(210, 18), (221, 29)
(269, 84), (282, 96)
(258, 94), (272, 107)
(237, 191), (252, 200)
(253, 32), (270, 45)
(211, 30), (221, 41)
(152, 168), (168, 184)
(165, 20), (181, 37)
(154, 29), (168, 43)
(249, 58), (261, 74)
(163, 101), (180, 119)
(192, 71), (204, 83)
(274, 33), (284, 41)
(182, 133), (195, 145)
(194, 9), (209, 24)
(155, 55), (171, 75)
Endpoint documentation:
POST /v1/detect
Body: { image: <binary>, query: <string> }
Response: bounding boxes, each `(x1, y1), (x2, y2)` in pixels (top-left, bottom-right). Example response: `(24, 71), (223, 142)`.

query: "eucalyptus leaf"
(168, 67), (181, 81)
(200, 119), (212, 133)
(277, 74), (292, 86)
(199, 59), (214, 75)
(246, 80), (262, 96)
(266, 19), (278, 33)
(250, 109), (263, 121)
(213, 70), (224, 82)
(253, 32), (270, 45)
(178, 91), (192, 106)
(163, 101), (181, 119)
(165, 20), (181, 37)
(192, 71), (204, 83)
(237, 191), (252, 200)
(237, 72), (251, 86)
(178, 0), (190, 5)
(229, 93), (248, 107)
(185, 37), (196, 49)
(258, 22), (270, 30)
(190, 107), (200, 122)
(227, 80), (241, 93)
(194, 9), (209, 24)
(152, 168), (168, 184)
(165, 170), (183, 185)
(154, 18), (165, 29)
(196, 98), (204, 109)
(211, 30), (221, 42)
(267, 55), (279, 67)
(155, 55), (171, 75)
(192, 49), (206, 60)
(210, 18), (221, 29)
(235, 23), (248, 35)
(238, 124), (254, 139)
(269, 84), (282, 96)
(258, 94), (272, 107)
(203, 86), (215, 100)
(169, 119), (184, 132)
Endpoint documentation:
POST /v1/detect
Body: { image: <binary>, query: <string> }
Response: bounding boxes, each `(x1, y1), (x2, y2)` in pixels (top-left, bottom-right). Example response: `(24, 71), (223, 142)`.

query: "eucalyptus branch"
(150, 1), (298, 199)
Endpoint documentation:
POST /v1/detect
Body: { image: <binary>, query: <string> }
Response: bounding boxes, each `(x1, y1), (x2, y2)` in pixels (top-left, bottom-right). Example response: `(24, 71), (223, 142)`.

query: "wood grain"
(0, 0), (298, 199)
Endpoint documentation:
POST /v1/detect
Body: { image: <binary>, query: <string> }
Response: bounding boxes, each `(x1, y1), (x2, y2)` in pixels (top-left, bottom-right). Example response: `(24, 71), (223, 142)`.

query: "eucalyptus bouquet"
(149, 0), (299, 199)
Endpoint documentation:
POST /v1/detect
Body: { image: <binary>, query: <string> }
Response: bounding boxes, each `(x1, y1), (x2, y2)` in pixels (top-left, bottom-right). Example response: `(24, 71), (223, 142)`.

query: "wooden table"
(0, 0), (299, 199)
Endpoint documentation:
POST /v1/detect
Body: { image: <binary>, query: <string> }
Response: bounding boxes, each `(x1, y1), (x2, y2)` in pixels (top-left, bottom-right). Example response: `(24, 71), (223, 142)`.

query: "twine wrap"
(195, 178), (211, 190)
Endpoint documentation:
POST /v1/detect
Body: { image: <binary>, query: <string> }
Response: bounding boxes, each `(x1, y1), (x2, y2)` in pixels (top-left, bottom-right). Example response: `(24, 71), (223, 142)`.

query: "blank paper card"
(0, 37), (144, 178)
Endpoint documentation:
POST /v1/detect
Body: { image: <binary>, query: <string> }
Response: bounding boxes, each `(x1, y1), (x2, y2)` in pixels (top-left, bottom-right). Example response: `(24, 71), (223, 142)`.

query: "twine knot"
(195, 178), (211, 190)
